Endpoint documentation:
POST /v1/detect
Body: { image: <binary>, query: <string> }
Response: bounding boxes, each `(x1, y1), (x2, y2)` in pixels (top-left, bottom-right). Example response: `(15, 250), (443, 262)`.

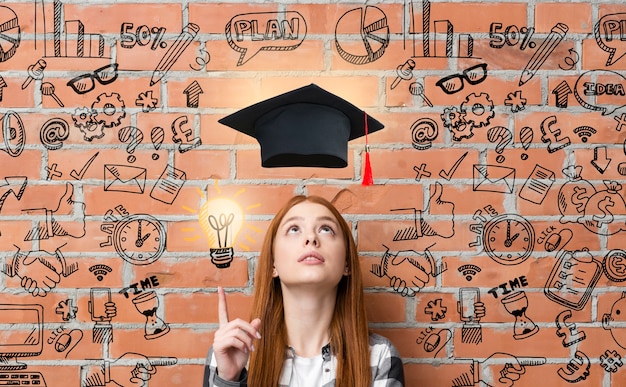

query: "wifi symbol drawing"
(89, 264), (112, 281)
(458, 264), (481, 281)
(573, 126), (597, 143)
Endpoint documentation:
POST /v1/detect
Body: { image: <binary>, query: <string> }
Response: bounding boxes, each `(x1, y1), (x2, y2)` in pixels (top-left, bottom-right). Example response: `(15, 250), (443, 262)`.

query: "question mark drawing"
(118, 126), (144, 163)
(487, 126), (513, 163)
(150, 126), (165, 160)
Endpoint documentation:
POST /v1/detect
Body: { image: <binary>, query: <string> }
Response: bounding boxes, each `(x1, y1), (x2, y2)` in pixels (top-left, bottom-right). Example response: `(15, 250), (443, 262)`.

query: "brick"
(189, 3), (279, 35)
(365, 292), (407, 323)
(306, 183), (425, 214)
(64, 4), (182, 35)
(165, 291), (253, 324)
(535, 3), (593, 34)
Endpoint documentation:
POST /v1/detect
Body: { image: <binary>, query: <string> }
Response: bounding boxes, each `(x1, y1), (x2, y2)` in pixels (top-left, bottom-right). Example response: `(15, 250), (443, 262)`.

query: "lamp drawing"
(200, 197), (244, 269)
(132, 291), (170, 340)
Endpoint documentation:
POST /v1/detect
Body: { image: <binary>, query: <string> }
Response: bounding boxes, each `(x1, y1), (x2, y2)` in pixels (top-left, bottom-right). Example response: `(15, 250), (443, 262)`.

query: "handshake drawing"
(372, 247), (445, 297)
(2, 248), (78, 297)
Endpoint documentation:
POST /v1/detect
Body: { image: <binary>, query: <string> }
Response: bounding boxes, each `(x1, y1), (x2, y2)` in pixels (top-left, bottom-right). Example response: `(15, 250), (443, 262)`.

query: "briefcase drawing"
(473, 164), (516, 194)
(104, 164), (147, 194)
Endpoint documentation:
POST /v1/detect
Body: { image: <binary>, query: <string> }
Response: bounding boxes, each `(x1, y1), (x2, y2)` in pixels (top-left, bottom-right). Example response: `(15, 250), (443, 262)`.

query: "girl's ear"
(343, 267), (350, 276)
(272, 267), (279, 277)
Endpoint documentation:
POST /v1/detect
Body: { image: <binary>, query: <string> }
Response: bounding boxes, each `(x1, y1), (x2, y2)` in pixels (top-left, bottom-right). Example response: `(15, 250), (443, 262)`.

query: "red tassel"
(362, 151), (373, 186)
(362, 111), (373, 186)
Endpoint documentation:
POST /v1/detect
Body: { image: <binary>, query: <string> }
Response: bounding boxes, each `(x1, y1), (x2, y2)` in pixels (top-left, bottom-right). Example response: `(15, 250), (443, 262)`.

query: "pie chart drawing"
(334, 6), (389, 65)
(0, 6), (20, 62)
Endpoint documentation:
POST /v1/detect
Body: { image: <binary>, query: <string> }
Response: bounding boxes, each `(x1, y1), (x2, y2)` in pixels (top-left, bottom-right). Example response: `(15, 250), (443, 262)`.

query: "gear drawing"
(72, 107), (104, 141)
(461, 93), (494, 128)
(71, 107), (95, 129)
(441, 107), (473, 141)
(92, 92), (126, 128)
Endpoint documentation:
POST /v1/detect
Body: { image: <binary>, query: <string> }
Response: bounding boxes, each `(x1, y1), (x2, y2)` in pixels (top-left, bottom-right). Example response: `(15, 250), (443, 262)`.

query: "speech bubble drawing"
(594, 13), (626, 66)
(574, 70), (626, 116)
(225, 11), (307, 66)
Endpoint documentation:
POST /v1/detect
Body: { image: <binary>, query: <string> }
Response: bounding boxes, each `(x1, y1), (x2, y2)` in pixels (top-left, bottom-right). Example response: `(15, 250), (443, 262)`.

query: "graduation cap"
(218, 83), (384, 169)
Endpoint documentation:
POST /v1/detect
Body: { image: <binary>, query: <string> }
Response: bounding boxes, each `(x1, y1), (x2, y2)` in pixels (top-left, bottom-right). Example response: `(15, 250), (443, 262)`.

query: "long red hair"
(248, 195), (371, 386)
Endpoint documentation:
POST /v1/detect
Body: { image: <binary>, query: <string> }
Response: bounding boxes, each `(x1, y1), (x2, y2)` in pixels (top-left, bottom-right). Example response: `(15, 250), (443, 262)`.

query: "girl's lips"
(298, 251), (325, 263)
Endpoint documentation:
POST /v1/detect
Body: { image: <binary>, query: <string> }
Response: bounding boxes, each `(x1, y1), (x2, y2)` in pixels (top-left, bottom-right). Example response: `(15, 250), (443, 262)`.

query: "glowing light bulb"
(199, 197), (244, 268)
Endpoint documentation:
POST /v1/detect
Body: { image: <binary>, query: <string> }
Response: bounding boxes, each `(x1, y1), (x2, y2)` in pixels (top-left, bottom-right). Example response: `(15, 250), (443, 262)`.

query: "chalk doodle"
(227, 12), (306, 66)
(335, 6), (388, 65)
(555, 309), (586, 347)
(457, 287), (485, 345)
(435, 63), (488, 95)
(489, 23), (536, 50)
(545, 248), (603, 311)
(594, 13), (626, 66)
(501, 291), (539, 340)
(519, 23), (569, 86)
(557, 351), (590, 383)
(0, 6), (20, 62)
(540, 115), (571, 153)
(66, 63), (119, 94)
(482, 214), (535, 266)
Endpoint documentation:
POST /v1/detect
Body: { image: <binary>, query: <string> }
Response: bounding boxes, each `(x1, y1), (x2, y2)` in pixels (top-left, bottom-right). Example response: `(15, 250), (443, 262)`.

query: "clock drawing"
(483, 214), (535, 265)
(113, 214), (166, 265)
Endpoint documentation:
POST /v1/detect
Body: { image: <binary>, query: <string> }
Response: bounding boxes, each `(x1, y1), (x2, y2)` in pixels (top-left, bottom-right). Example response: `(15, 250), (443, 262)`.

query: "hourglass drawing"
(132, 291), (170, 340)
(501, 291), (539, 340)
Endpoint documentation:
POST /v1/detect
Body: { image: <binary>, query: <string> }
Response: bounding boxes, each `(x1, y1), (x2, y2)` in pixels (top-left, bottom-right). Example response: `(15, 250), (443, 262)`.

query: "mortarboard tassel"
(362, 112), (373, 186)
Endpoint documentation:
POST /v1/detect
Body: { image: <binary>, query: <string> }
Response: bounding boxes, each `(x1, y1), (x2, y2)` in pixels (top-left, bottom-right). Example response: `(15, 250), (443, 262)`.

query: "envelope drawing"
(473, 164), (515, 194)
(104, 164), (146, 194)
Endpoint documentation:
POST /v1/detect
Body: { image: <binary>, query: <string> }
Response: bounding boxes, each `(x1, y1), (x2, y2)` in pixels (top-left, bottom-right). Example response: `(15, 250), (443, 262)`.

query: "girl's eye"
(319, 225), (334, 234)
(287, 225), (300, 234)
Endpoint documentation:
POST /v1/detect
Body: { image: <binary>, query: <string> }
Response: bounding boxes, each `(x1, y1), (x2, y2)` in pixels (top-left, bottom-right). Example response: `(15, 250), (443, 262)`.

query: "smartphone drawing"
(89, 287), (112, 322)
(458, 287), (480, 323)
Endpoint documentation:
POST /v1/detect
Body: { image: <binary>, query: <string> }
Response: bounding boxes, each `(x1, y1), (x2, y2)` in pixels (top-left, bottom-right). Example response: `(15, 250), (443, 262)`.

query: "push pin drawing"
(391, 59), (415, 90)
(22, 59), (47, 89)
(41, 82), (64, 107)
(409, 82), (433, 107)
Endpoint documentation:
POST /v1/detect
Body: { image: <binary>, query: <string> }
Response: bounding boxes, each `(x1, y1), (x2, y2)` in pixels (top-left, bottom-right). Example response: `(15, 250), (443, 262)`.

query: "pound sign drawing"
(555, 310), (586, 347)
(540, 115), (571, 153)
(171, 116), (202, 153)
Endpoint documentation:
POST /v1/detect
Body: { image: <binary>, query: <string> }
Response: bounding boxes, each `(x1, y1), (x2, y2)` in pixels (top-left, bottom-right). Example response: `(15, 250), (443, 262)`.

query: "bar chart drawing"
(410, 0), (476, 59)
(35, 0), (109, 58)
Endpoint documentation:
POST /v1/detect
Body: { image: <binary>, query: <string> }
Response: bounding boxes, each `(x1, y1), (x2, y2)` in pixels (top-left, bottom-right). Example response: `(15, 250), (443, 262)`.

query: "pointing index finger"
(218, 286), (229, 326)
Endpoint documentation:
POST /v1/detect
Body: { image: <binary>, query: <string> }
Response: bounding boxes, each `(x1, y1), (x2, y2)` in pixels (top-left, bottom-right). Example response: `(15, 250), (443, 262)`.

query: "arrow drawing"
(552, 80), (572, 108)
(591, 146), (611, 174)
(0, 176), (27, 212)
(183, 80), (203, 108)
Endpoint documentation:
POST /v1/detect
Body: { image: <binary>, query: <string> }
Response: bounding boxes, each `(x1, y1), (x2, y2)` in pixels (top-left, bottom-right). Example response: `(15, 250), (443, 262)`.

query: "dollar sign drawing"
(592, 196), (615, 225)
(614, 257), (626, 274)
(572, 187), (591, 212)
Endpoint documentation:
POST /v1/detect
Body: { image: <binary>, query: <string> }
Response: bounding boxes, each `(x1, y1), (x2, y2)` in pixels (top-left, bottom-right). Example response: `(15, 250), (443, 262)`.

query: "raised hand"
(212, 287), (261, 382)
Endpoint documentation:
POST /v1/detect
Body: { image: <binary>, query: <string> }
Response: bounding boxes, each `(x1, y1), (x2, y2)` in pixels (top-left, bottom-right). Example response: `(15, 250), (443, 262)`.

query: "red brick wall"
(0, 1), (625, 386)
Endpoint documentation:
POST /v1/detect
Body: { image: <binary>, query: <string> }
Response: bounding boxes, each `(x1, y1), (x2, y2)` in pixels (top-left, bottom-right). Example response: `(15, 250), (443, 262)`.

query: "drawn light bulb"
(199, 197), (244, 268)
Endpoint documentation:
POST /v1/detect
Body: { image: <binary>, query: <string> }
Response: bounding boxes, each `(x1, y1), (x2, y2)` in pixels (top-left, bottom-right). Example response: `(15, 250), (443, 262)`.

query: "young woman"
(203, 195), (405, 386)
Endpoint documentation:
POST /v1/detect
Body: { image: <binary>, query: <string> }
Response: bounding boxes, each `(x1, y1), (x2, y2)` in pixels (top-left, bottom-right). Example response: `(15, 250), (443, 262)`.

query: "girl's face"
(272, 201), (348, 289)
